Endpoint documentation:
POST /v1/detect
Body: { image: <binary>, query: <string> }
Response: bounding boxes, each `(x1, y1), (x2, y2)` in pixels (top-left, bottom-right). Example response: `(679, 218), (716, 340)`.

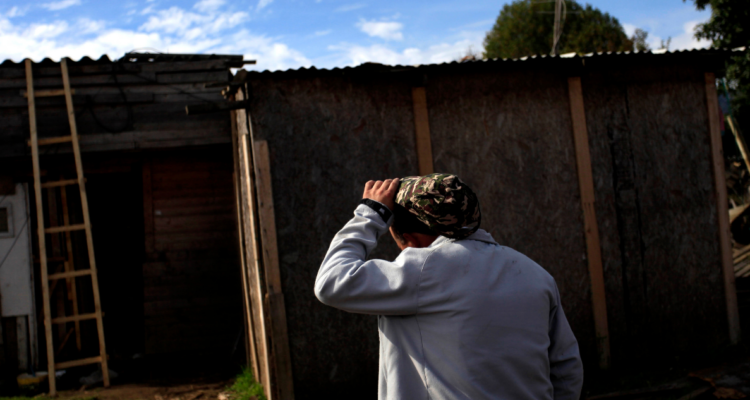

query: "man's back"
(379, 230), (577, 399)
(316, 202), (583, 400)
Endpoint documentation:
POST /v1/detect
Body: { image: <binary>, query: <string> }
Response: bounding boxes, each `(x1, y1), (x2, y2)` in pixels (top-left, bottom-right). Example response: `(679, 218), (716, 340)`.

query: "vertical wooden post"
(705, 72), (741, 344)
(252, 140), (295, 400)
(412, 87), (434, 175)
(231, 108), (261, 379)
(567, 77), (611, 369)
(235, 88), (273, 397)
(25, 58), (56, 395)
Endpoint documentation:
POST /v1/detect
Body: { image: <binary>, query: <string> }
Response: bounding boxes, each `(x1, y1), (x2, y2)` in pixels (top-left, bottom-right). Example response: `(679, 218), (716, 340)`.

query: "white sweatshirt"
(315, 203), (583, 400)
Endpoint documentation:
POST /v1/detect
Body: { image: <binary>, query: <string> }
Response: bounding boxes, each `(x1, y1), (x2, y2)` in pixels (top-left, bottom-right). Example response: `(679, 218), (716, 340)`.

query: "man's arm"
(315, 179), (425, 315)
(548, 284), (584, 400)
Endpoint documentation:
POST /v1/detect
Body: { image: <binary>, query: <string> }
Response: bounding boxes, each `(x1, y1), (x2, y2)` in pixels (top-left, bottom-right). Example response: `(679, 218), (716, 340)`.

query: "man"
(315, 174), (583, 400)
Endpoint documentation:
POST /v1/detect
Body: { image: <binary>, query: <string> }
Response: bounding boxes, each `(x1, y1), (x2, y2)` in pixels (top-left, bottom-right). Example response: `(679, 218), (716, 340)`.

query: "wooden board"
(705, 72), (741, 344)
(412, 87), (434, 175)
(235, 88), (273, 398)
(231, 108), (261, 380)
(252, 140), (295, 400)
(568, 76), (610, 369)
(141, 150), (242, 357)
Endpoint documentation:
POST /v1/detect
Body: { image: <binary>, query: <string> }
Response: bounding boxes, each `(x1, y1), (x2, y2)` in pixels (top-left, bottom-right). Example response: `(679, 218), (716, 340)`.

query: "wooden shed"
(228, 48), (745, 399)
(0, 53), (250, 384)
(0, 48), (745, 400)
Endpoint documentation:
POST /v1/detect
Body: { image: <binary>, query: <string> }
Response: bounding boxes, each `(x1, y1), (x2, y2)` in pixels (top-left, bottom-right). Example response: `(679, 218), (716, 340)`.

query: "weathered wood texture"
(244, 59), (731, 397)
(247, 75), (418, 399)
(583, 66), (729, 361)
(705, 72), (740, 344)
(142, 151), (243, 355)
(0, 60), (232, 158)
(568, 76), (610, 369)
(426, 70), (597, 363)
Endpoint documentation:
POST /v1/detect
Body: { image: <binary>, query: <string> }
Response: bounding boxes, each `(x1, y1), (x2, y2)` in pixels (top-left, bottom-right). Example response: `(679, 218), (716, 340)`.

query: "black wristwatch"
(359, 199), (393, 222)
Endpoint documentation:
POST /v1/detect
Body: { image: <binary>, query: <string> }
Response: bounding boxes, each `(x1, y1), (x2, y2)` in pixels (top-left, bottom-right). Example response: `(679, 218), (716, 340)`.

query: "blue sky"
(0, 0), (711, 71)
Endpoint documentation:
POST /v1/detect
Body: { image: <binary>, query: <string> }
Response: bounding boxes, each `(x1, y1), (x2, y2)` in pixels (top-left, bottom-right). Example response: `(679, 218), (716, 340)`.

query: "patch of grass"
(228, 367), (267, 400)
(0, 397), (50, 400)
(0, 397), (96, 400)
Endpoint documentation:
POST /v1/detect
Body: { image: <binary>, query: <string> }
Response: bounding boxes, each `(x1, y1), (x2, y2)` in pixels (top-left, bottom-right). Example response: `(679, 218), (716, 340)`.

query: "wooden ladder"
(24, 58), (109, 395)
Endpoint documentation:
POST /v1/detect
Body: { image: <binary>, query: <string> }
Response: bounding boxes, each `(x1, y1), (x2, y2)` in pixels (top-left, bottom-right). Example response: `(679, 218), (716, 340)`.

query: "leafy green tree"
(632, 28), (650, 52)
(483, 0), (633, 59)
(687, 0), (750, 116)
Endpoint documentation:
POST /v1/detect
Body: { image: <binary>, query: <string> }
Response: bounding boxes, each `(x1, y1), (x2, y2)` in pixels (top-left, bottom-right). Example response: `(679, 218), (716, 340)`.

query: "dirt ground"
(55, 380), (235, 400)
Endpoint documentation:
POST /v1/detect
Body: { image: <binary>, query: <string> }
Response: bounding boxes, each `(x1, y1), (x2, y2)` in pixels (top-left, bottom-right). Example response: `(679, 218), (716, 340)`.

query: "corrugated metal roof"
(0, 47), (744, 72)
(0, 52), (246, 68)
(244, 46), (747, 76)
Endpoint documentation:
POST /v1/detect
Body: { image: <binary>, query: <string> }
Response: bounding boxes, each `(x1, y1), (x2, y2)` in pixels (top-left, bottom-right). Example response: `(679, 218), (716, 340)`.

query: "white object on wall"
(0, 183), (34, 317)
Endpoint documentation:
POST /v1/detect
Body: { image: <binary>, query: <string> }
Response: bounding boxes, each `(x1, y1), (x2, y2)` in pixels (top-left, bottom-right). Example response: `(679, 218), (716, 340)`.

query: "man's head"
(389, 205), (439, 250)
(389, 173), (481, 250)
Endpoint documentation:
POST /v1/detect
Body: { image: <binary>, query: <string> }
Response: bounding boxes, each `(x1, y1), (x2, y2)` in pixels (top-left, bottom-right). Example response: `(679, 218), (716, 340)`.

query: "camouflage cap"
(395, 173), (481, 240)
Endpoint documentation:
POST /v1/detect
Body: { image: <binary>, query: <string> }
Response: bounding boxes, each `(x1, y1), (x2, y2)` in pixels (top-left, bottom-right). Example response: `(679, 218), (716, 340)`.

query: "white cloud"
(42, 0), (82, 11)
(139, 6), (248, 37)
(357, 19), (403, 41)
(622, 23), (637, 38)
(329, 32), (484, 66)
(6, 6), (27, 18)
(194, 0), (225, 13)
(77, 18), (106, 34)
(0, 4), (309, 72)
(26, 21), (69, 39)
(670, 20), (710, 50)
(312, 29), (332, 37)
(257, 0), (273, 11)
(211, 30), (312, 71)
(335, 3), (365, 12)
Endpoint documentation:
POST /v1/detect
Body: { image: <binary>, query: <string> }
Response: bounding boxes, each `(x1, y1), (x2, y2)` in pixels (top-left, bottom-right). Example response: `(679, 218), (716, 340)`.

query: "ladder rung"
(48, 269), (92, 280)
(34, 256), (66, 264)
(28, 136), (73, 146)
(52, 312), (98, 324)
(21, 88), (76, 98)
(55, 356), (102, 370)
(45, 224), (86, 234)
(41, 179), (79, 189)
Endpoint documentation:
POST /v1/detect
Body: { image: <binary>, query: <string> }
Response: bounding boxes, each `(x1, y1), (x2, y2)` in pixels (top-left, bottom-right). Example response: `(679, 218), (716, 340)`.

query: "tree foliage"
(632, 28), (650, 52)
(687, 0), (750, 115)
(483, 0), (633, 60)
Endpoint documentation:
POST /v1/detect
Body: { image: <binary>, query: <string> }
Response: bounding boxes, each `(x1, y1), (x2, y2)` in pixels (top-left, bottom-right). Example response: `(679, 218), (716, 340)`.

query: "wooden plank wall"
(247, 74), (417, 399)
(0, 59), (233, 158)
(583, 65), (732, 362)
(142, 149), (242, 355)
(244, 61), (734, 397)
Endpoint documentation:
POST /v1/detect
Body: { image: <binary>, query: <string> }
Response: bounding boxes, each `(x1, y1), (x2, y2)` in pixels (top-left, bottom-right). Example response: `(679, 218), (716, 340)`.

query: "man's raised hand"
(363, 178), (400, 212)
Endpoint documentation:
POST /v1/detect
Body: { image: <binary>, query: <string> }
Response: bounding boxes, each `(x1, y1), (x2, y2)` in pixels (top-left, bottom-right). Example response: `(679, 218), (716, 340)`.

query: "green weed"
(227, 367), (266, 400)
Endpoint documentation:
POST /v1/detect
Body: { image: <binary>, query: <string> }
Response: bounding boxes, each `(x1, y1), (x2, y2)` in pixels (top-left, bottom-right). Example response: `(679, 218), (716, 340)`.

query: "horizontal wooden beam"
(48, 269), (92, 280)
(45, 223), (86, 234)
(51, 313), (97, 324)
(30, 136), (73, 146)
(21, 89), (76, 98)
(185, 100), (251, 115)
(55, 356), (102, 369)
(41, 179), (80, 189)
